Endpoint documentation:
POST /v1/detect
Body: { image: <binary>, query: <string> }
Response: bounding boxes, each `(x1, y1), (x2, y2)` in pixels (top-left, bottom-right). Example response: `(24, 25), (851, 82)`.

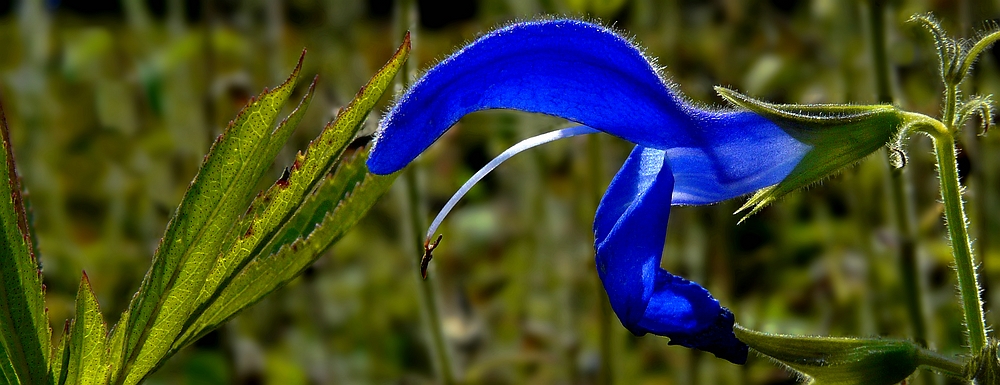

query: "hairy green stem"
(931, 130), (987, 354)
(396, 0), (457, 383)
(944, 83), (958, 128)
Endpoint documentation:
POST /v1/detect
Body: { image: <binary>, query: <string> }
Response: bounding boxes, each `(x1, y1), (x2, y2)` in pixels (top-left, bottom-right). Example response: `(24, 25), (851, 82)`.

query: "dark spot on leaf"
(243, 225), (253, 239)
(277, 167), (291, 187)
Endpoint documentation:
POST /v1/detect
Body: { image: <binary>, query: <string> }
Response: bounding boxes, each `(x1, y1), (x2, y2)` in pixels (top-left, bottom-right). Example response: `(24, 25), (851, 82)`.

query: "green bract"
(734, 325), (960, 385)
(716, 87), (905, 219)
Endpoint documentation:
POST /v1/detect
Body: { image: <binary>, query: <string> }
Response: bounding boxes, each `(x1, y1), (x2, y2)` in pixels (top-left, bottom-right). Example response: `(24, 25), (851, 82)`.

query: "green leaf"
(257, 150), (370, 259)
(179, 153), (397, 346)
(50, 322), (71, 385)
(118, 35), (410, 384)
(103, 310), (129, 385)
(119, 52), (309, 384)
(715, 87), (904, 219)
(64, 273), (109, 385)
(172, 35), (409, 350)
(0, 94), (50, 385)
(735, 325), (921, 385)
(0, 332), (19, 385)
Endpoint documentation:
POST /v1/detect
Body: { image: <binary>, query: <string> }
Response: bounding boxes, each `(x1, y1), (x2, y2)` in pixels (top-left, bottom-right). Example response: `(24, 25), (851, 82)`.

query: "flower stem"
(866, 0), (931, 351)
(405, 171), (458, 385)
(396, 0), (457, 383)
(944, 83), (958, 128)
(917, 345), (968, 379)
(930, 130), (987, 354)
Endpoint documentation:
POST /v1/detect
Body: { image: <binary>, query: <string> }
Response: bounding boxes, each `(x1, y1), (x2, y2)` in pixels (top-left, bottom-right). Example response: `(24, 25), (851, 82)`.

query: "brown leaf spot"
(277, 167), (291, 187)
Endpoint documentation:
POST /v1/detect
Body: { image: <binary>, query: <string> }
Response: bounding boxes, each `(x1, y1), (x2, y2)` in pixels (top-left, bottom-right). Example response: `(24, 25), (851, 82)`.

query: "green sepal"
(715, 87), (904, 220)
(735, 325), (921, 385)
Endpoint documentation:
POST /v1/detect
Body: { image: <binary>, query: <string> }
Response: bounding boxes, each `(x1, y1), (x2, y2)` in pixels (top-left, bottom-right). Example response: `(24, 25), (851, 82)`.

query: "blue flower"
(368, 19), (903, 365)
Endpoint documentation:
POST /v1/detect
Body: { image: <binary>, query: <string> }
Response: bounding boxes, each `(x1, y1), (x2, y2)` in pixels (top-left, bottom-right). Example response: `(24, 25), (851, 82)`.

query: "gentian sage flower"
(368, 19), (904, 364)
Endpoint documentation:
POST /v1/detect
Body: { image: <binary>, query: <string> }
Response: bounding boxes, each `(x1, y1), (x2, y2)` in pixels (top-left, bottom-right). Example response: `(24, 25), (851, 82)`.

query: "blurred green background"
(2, 0), (1000, 383)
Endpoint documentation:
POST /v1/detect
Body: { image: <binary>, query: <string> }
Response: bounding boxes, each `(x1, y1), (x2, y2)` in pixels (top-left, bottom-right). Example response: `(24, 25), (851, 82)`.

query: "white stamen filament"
(425, 125), (601, 242)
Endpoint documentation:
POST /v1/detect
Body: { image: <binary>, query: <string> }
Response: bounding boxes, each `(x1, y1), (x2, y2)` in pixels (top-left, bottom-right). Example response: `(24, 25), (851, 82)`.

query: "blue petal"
(367, 19), (810, 203)
(595, 145), (748, 364)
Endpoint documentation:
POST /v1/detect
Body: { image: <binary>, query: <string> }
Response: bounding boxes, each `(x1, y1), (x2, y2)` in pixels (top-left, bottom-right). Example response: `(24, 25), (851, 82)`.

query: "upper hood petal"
(367, 19), (808, 203)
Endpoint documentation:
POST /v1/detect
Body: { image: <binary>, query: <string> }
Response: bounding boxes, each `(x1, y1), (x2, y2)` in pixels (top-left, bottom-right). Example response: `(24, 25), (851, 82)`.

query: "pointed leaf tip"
(66, 270), (108, 385)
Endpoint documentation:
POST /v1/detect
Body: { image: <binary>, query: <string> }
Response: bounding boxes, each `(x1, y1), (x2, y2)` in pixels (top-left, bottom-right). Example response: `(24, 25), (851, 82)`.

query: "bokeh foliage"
(2, 0), (1000, 384)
